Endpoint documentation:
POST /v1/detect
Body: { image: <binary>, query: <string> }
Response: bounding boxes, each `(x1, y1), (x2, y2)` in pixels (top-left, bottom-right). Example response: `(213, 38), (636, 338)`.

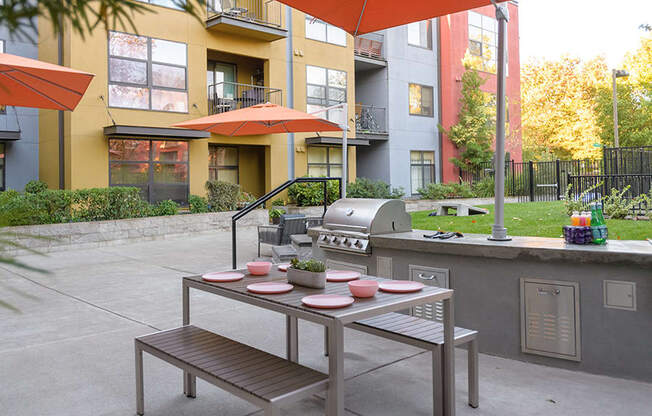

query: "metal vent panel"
(520, 278), (581, 361)
(409, 265), (449, 322)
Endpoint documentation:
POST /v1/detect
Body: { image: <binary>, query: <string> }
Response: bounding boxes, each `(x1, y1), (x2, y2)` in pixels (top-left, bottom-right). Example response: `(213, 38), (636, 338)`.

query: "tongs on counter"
(423, 230), (464, 240)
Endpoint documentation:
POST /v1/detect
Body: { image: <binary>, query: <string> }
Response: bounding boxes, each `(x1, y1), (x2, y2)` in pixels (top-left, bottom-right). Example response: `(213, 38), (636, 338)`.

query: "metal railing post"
(232, 218), (237, 269)
(555, 159), (561, 200)
(528, 161), (535, 202)
(323, 180), (328, 216)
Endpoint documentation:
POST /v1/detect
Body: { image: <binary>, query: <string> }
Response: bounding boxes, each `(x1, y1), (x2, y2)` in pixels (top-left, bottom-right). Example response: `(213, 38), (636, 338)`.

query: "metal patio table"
(182, 269), (456, 416)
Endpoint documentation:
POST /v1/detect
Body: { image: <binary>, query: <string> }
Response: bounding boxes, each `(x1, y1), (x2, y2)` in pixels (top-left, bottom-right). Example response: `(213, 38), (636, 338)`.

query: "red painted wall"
(439, 3), (522, 183)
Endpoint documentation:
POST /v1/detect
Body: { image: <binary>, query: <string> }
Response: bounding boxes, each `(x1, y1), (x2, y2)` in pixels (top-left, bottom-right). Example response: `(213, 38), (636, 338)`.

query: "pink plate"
(379, 281), (425, 293)
(326, 270), (361, 282)
(202, 271), (245, 283)
(247, 282), (294, 294)
(277, 263), (291, 272)
(302, 294), (355, 309)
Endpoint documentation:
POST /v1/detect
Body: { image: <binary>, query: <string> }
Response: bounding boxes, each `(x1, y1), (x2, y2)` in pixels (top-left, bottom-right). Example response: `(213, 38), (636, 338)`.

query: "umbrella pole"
(341, 102), (348, 198)
(489, 2), (511, 241)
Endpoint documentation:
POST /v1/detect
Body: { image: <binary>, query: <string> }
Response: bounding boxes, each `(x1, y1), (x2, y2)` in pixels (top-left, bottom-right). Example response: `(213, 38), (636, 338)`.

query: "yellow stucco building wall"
(38, 2), (356, 202)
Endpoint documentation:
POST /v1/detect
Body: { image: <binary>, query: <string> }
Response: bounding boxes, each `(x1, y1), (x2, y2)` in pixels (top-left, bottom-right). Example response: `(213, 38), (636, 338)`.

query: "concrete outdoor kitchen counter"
(371, 231), (652, 267)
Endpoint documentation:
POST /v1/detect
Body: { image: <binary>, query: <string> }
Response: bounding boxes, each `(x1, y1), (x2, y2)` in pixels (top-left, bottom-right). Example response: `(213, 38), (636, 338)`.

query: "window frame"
(107, 30), (189, 113)
(410, 150), (435, 195)
(408, 83), (434, 117)
(407, 20), (432, 50)
(306, 65), (347, 122)
(208, 144), (239, 184)
(467, 11), (507, 75)
(305, 15), (347, 47)
(108, 138), (190, 204)
(307, 145), (342, 177)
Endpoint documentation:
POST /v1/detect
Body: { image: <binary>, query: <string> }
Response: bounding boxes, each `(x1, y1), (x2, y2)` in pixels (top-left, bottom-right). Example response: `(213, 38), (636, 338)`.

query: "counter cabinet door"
(409, 265), (450, 322)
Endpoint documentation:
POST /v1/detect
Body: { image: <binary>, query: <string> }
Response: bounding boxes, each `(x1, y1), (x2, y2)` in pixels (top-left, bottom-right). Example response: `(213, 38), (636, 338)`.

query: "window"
(410, 151), (435, 195)
(305, 15), (346, 46)
(209, 145), (238, 184)
(467, 11), (507, 74)
(109, 139), (189, 204)
(306, 65), (347, 123)
(407, 20), (432, 49)
(108, 31), (188, 112)
(408, 83), (434, 116)
(307, 146), (342, 177)
(0, 143), (5, 191)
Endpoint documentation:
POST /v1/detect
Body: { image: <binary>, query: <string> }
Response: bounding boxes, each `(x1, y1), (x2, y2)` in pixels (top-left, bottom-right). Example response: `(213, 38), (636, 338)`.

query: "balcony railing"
(207, 0), (282, 28)
(208, 81), (282, 115)
(354, 33), (384, 60)
(355, 104), (387, 135)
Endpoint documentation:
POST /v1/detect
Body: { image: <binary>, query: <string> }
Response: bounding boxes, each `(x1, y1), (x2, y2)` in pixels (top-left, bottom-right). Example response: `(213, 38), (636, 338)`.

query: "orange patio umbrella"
(0, 53), (94, 111)
(173, 102), (342, 136)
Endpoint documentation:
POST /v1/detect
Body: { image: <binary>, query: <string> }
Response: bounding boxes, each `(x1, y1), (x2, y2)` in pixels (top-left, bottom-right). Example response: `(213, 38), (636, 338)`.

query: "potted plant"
(287, 258), (326, 289)
(269, 208), (284, 224)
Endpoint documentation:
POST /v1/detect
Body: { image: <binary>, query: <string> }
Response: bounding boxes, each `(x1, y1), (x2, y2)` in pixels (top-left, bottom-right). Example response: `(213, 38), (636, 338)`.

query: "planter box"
(287, 268), (326, 289)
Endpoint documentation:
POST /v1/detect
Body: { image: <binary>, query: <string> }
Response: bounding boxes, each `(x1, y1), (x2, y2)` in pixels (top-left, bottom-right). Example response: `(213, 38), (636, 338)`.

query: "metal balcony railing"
(208, 81), (282, 115)
(354, 33), (384, 60)
(207, 0), (282, 28)
(355, 104), (387, 134)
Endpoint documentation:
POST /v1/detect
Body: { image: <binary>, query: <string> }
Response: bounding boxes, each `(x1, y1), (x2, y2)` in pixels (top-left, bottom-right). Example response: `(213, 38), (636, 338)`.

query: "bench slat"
(136, 326), (328, 402)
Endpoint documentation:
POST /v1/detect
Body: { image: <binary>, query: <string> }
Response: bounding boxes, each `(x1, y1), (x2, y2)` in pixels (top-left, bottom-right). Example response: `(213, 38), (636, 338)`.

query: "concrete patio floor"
(1, 228), (650, 416)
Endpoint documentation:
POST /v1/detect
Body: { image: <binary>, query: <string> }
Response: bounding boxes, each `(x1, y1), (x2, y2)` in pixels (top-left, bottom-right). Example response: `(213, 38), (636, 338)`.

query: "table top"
(184, 268), (452, 325)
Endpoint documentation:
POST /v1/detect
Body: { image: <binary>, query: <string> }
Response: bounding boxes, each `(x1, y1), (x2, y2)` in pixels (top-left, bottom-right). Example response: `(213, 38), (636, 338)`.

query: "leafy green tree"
(595, 35), (652, 147)
(0, 0), (205, 40)
(439, 69), (494, 171)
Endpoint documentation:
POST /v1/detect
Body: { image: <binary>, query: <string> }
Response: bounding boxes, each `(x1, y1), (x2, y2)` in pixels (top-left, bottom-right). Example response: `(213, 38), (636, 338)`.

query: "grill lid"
(322, 198), (412, 235)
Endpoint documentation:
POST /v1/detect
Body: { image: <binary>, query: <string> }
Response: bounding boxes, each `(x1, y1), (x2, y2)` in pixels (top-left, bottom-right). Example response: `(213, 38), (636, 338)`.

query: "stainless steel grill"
(317, 198), (412, 255)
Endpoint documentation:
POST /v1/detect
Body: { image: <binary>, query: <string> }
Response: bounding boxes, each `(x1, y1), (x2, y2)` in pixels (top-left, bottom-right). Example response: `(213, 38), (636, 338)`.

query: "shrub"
(205, 180), (241, 211)
(563, 182), (602, 215)
(270, 198), (286, 206)
(602, 186), (651, 219)
(269, 208), (284, 222)
(152, 199), (179, 216)
(347, 177), (405, 199)
(288, 179), (340, 206)
(188, 194), (209, 214)
(237, 190), (257, 209)
(471, 176), (495, 197)
(24, 180), (48, 194)
(418, 182), (474, 200)
(73, 187), (150, 221)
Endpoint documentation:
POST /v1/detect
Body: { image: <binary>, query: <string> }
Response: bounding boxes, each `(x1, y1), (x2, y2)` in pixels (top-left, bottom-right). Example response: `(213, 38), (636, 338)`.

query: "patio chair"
(257, 214), (307, 257)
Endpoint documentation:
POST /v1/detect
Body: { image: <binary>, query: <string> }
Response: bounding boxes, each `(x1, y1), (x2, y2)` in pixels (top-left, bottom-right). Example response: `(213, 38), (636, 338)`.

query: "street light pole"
(612, 69), (629, 148)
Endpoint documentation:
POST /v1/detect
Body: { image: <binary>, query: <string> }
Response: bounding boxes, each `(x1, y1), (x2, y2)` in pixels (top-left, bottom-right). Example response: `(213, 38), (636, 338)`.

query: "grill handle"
(417, 273), (435, 280)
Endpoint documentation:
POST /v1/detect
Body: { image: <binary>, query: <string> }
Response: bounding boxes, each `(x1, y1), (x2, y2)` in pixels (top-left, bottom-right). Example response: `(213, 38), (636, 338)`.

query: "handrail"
(232, 177), (342, 269)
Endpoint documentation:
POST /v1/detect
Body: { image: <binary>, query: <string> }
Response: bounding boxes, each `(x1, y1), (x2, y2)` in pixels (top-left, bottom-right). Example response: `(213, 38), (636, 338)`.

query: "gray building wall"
(355, 21), (441, 195)
(0, 27), (39, 191)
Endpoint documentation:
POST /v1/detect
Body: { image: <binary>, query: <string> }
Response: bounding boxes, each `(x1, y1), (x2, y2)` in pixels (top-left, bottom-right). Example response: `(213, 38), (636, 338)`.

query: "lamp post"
(612, 69), (629, 148)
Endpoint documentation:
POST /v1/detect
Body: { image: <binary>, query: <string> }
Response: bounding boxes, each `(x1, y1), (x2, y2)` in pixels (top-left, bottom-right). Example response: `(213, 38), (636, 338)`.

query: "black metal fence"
(458, 146), (651, 213)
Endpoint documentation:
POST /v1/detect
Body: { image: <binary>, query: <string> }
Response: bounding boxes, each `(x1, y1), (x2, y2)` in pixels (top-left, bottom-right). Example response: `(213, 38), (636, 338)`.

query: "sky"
(518, 0), (652, 68)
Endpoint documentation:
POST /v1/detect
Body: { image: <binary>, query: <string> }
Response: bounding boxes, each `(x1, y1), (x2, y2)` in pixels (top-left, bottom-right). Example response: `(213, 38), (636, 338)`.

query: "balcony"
(208, 81), (282, 115)
(355, 104), (388, 139)
(354, 33), (387, 71)
(206, 0), (287, 41)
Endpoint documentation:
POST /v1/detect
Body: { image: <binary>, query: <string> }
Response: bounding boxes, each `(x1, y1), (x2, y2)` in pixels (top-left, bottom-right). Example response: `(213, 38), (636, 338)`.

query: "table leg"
(135, 342), (144, 416)
(286, 315), (299, 363)
(326, 320), (344, 416)
(182, 282), (196, 398)
(443, 297), (455, 416)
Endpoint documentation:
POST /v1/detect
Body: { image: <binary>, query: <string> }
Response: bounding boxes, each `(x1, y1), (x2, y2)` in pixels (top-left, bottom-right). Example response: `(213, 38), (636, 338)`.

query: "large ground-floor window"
(209, 145), (238, 184)
(109, 139), (189, 204)
(307, 146), (342, 177)
(0, 143), (5, 191)
(410, 150), (435, 194)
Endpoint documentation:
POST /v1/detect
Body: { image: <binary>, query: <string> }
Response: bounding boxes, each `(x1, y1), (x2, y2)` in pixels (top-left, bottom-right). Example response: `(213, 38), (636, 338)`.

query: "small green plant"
(347, 177), (405, 199)
(188, 194), (209, 214)
(602, 186), (650, 219)
(237, 190), (257, 209)
(271, 198), (286, 206)
(563, 182), (602, 215)
(418, 182), (474, 200)
(269, 208), (284, 221)
(24, 180), (48, 194)
(152, 199), (179, 216)
(290, 258), (326, 273)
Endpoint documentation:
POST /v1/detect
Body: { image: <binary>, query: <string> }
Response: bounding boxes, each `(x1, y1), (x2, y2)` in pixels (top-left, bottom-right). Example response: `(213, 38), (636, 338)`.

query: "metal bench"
(347, 313), (479, 413)
(135, 325), (329, 416)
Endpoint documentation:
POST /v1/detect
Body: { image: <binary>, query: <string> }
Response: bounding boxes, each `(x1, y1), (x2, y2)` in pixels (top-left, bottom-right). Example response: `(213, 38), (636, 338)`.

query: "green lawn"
(411, 201), (652, 241)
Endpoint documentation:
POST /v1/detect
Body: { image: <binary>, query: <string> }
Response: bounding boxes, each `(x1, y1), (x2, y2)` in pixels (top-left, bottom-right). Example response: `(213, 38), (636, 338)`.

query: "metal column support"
(326, 321), (344, 416)
(489, 2), (511, 241)
(135, 343), (144, 416)
(341, 102), (348, 198)
(286, 5), (295, 179)
(286, 315), (299, 362)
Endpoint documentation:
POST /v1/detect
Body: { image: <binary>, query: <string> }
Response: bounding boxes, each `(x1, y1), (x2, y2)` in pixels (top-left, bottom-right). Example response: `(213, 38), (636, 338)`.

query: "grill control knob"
(354, 240), (363, 248)
(341, 238), (349, 246)
(331, 237), (339, 244)
(319, 234), (328, 242)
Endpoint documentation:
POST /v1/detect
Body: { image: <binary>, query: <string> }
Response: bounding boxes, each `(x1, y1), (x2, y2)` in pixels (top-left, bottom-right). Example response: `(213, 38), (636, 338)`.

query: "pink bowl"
(246, 261), (272, 276)
(348, 280), (379, 298)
